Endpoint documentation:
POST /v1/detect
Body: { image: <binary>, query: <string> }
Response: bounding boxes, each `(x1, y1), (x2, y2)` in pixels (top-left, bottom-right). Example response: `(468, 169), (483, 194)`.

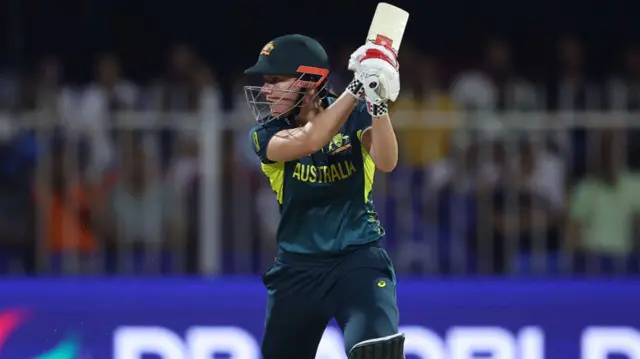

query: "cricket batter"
(245, 34), (403, 359)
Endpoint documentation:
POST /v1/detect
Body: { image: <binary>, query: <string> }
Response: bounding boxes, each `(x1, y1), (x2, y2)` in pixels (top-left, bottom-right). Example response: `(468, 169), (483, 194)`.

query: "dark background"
(5, 0), (640, 101)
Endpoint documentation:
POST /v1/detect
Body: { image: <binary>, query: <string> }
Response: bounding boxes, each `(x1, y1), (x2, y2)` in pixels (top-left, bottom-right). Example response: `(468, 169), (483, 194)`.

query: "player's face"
(244, 73), (317, 123)
(262, 76), (299, 116)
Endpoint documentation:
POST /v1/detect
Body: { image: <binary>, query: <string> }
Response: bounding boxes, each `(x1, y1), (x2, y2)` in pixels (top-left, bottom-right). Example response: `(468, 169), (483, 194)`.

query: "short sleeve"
(248, 123), (282, 164)
(351, 102), (373, 141)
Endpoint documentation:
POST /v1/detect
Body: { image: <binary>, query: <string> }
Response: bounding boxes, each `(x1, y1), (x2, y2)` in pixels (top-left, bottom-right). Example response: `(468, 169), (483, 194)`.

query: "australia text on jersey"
(292, 132), (357, 184)
(292, 160), (357, 183)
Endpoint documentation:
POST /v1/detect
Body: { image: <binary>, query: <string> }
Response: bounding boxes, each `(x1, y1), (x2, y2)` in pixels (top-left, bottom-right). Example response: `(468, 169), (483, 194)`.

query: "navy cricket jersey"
(248, 99), (385, 255)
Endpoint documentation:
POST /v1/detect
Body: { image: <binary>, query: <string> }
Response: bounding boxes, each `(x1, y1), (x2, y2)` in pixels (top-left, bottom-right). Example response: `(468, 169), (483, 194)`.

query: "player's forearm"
(368, 115), (398, 172)
(304, 92), (358, 150)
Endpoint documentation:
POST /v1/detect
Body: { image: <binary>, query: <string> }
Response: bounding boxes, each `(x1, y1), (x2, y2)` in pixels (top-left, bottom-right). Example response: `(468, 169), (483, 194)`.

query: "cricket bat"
(363, 3), (409, 102)
(366, 3), (410, 55)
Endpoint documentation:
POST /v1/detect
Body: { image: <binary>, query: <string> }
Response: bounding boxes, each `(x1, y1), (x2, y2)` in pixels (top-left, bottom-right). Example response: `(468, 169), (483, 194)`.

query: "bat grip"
(364, 78), (384, 105)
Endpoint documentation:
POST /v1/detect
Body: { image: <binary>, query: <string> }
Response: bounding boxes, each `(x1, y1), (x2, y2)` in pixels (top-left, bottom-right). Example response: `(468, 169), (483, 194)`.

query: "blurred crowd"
(1, 35), (640, 276)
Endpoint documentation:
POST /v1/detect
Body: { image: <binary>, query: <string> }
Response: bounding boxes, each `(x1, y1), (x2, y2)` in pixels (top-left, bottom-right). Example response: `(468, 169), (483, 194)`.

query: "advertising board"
(0, 279), (638, 359)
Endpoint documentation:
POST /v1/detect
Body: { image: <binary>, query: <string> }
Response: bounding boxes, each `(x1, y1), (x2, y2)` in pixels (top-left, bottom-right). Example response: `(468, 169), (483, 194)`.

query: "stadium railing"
(0, 108), (639, 276)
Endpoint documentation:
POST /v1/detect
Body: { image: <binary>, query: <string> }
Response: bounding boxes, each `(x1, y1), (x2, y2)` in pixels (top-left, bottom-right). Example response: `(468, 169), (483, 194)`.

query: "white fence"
(0, 106), (639, 276)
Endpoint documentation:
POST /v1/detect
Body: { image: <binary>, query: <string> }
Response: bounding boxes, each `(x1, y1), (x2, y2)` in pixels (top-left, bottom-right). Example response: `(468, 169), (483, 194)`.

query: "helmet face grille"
(244, 72), (328, 124)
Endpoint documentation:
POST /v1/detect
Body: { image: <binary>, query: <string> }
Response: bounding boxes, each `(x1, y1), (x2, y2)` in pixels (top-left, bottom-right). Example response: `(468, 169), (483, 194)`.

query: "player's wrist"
(346, 77), (365, 100)
(365, 99), (389, 117)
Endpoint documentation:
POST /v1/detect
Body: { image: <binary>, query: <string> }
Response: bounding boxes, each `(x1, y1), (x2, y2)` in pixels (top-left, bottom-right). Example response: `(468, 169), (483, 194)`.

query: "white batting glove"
(346, 51), (365, 99)
(350, 43), (401, 105)
(363, 85), (390, 117)
(345, 73), (387, 117)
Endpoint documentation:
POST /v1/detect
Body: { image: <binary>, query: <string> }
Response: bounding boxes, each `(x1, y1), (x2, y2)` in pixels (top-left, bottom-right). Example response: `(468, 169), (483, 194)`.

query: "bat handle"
(364, 78), (384, 105)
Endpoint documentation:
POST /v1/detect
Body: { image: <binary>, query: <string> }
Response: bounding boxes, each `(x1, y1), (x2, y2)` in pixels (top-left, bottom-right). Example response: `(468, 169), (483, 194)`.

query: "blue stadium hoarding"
(0, 278), (638, 359)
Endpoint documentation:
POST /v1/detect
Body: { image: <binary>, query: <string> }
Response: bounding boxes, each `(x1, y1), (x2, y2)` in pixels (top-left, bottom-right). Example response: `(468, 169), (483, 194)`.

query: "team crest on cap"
(260, 42), (275, 56)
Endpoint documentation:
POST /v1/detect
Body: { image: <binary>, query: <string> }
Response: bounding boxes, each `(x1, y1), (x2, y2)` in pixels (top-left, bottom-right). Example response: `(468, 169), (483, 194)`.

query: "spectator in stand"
(565, 130), (640, 274)
(451, 38), (538, 112)
(220, 130), (263, 274)
(36, 142), (99, 271)
(79, 53), (139, 179)
(382, 52), (458, 273)
(392, 53), (457, 168)
(100, 135), (184, 273)
(166, 135), (199, 200)
(417, 142), (501, 274)
(608, 44), (640, 110)
(608, 45), (640, 171)
(450, 38), (537, 193)
(546, 35), (604, 182)
(490, 138), (565, 274)
(148, 45), (219, 169)
(509, 138), (566, 211)
(81, 54), (140, 113)
(152, 44), (200, 113)
(164, 61), (218, 188)
(14, 56), (76, 123)
(547, 34), (603, 110)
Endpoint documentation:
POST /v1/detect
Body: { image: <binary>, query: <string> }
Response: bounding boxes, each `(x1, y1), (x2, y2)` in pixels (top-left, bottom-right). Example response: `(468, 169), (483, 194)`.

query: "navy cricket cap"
(244, 34), (330, 76)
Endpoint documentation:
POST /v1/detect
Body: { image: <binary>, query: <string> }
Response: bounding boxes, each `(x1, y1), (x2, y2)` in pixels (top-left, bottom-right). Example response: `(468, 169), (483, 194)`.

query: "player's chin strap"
(348, 333), (405, 359)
